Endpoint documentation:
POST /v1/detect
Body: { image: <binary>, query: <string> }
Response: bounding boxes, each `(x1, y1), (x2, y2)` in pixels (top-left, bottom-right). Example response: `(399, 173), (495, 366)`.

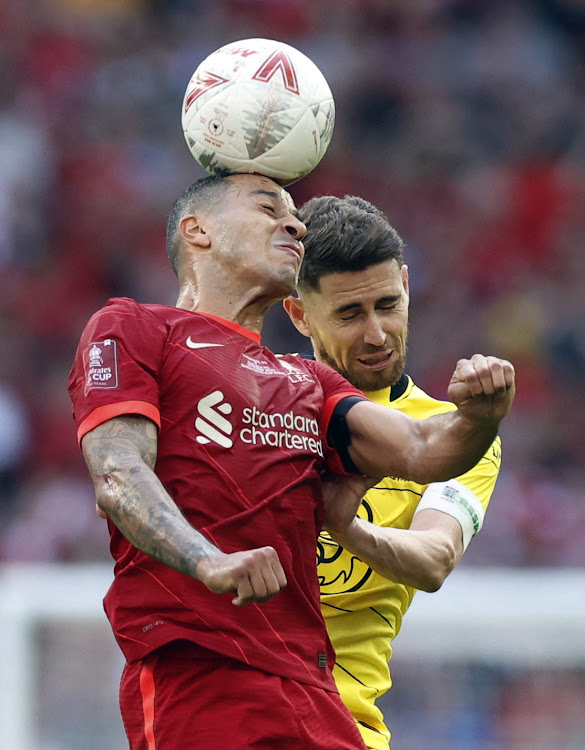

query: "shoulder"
(99, 297), (178, 323)
(85, 297), (190, 337)
(86, 297), (158, 329)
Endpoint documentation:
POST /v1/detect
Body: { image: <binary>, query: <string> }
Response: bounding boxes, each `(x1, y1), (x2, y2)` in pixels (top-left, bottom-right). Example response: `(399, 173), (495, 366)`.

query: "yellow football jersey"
(318, 374), (502, 750)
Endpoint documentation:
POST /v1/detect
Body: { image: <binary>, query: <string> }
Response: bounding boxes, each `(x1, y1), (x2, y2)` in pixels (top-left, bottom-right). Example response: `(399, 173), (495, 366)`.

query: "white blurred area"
(1, 565), (584, 750)
(1, 0), (585, 748)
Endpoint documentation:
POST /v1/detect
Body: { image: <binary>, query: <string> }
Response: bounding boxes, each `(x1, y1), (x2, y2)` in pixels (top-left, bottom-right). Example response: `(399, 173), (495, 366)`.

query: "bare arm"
(82, 415), (287, 606)
(345, 355), (515, 483)
(326, 509), (464, 593)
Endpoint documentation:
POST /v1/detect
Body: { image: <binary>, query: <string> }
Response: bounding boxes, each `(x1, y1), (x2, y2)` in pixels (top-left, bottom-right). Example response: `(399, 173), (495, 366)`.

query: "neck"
(176, 279), (279, 337)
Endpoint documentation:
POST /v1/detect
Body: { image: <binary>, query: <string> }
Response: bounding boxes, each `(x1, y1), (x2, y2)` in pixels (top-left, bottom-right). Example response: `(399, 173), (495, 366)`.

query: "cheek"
(314, 329), (344, 360)
(328, 335), (353, 366)
(386, 315), (408, 339)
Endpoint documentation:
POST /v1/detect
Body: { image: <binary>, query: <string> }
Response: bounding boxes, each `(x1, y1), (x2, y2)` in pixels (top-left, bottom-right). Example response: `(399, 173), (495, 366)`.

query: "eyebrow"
(250, 188), (299, 217)
(335, 295), (401, 314)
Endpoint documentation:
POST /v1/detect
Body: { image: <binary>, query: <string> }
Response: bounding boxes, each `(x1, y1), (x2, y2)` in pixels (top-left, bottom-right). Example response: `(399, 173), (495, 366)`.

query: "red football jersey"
(68, 297), (366, 690)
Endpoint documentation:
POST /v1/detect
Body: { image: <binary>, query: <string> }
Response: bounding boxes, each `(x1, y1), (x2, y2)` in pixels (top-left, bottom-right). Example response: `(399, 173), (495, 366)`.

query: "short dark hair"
(165, 172), (236, 276)
(297, 195), (404, 292)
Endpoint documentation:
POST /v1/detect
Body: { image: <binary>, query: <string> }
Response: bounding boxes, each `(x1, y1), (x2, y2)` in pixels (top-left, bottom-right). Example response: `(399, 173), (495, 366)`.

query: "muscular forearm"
(83, 416), (286, 606)
(403, 410), (499, 484)
(348, 402), (500, 484)
(328, 517), (459, 593)
(347, 354), (514, 483)
(95, 461), (220, 579)
(81, 415), (221, 580)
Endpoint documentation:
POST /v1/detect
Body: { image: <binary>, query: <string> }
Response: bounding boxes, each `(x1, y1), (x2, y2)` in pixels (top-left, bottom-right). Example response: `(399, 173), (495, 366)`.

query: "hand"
(447, 354), (515, 424)
(196, 547), (288, 607)
(321, 471), (381, 536)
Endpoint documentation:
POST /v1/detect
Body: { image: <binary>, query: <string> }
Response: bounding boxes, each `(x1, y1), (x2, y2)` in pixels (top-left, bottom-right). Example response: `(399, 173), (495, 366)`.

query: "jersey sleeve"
(299, 358), (369, 475)
(67, 298), (167, 443)
(454, 435), (502, 512)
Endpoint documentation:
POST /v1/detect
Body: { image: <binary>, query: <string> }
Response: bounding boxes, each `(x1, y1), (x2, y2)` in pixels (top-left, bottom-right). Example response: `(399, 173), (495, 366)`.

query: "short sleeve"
(68, 298), (167, 443)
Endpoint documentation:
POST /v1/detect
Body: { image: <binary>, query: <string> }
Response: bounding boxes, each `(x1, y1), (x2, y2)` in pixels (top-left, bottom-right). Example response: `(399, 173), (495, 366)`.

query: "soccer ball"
(181, 38), (335, 185)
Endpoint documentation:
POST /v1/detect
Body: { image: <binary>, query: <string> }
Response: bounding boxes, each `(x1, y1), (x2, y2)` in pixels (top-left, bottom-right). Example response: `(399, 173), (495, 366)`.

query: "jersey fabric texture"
(317, 374), (502, 750)
(120, 641), (367, 750)
(68, 297), (367, 692)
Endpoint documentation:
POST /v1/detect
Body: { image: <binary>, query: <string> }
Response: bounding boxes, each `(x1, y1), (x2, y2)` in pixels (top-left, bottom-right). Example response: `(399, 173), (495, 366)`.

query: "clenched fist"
(448, 354), (515, 424)
(196, 546), (288, 607)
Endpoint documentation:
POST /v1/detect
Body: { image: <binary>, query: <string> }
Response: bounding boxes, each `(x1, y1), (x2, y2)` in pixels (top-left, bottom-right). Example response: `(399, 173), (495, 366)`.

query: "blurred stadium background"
(0, 1), (584, 748)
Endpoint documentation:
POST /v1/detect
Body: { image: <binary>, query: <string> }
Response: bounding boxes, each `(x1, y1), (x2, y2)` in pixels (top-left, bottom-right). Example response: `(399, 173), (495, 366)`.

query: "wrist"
(193, 548), (223, 583)
(457, 409), (501, 430)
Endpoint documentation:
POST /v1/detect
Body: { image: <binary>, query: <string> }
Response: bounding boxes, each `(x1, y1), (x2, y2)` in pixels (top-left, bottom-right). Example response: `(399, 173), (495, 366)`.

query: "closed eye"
(262, 204), (276, 214)
(339, 311), (360, 321)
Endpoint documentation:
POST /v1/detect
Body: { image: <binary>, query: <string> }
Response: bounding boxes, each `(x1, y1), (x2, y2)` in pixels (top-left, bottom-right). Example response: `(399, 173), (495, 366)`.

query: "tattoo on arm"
(83, 415), (158, 472)
(82, 416), (218, 579)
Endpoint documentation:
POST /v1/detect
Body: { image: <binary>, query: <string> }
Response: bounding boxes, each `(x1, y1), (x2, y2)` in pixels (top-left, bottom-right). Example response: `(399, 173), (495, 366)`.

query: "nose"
(284, 213), (306, 241)
(364, 316), (386, 347)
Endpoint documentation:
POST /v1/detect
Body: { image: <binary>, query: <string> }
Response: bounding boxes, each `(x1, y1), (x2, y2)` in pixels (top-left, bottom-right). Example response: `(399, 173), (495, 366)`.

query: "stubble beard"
(315, 341), (408, 393)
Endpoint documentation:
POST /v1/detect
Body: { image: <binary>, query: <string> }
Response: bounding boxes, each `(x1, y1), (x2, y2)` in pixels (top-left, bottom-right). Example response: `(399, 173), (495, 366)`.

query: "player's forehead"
(314, 261), (404, 310)
(226, 174), (297, 214)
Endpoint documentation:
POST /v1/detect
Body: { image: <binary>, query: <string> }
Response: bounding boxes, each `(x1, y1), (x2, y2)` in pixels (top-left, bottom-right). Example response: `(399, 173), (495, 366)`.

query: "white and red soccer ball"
(181, 38), (335, 185)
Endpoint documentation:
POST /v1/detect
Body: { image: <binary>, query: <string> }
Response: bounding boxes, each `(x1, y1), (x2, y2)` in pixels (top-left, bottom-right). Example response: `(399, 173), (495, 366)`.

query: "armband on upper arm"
(327, 396), (367, 473)
(413, 479), (485, 552)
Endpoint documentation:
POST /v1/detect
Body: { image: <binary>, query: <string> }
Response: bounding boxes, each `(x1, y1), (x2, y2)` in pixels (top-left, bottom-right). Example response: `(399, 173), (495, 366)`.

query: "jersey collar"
(197, 312), (261, 343)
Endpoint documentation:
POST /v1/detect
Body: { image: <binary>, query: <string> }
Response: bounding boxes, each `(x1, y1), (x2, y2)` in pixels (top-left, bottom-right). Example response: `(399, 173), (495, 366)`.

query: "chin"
(265, 272), (297, 300)
(351, 366), (400, 393)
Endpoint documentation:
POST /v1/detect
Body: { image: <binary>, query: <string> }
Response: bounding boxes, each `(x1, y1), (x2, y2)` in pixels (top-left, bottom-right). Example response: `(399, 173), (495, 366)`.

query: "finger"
(272, 559), (288, 591)
(485, 357), (506, 394)
(247, 566), (271, 601)
(258, 546), (287, 589)
(481, 356), (507, 395)
(485, 357), (516, 397)
(502, 360), (515, 389)
(232, 575), (255, 607)
(469, 354), (501, 396)
(454, 358), (484, 397)
(248, 556), (287, 601)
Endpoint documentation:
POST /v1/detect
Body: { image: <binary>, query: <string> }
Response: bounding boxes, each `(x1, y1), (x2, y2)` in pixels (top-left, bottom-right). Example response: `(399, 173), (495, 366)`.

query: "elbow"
(94, 479), (115, 518)
(416, 546), (458, 593)
(93, 468), (125, 518)
(417, 570), (447, 593)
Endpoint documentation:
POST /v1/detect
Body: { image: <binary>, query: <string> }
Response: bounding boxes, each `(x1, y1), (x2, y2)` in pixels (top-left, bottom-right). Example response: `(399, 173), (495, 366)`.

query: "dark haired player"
(284, 194), (502, 749)
(68, 173), (514, 750)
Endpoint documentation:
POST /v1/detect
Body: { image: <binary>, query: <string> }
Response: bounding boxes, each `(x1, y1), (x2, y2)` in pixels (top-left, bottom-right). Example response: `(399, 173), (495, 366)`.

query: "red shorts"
(120, 640), (366, 749)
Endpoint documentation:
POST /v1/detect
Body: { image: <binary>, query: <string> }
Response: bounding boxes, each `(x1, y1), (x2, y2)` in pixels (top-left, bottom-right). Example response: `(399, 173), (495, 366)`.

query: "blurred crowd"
(0, 0), (584, 565)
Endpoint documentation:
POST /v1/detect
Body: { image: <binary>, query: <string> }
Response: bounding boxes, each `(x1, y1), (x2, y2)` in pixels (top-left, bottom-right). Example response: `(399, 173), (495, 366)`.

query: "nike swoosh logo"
(186, 337), (224, 350)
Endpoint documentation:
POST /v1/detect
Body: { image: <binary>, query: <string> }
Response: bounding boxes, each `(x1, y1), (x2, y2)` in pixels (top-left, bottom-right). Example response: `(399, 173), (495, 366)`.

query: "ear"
(401, 264), (410, 303)
(283, 295), (312, 338)
(178, 214), (211, 249)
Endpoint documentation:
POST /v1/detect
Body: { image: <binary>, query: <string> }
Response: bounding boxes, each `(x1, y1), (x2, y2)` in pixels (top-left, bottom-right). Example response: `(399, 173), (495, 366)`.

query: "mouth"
(277, 243), (303, 262)
(356, 352), (393, 371)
